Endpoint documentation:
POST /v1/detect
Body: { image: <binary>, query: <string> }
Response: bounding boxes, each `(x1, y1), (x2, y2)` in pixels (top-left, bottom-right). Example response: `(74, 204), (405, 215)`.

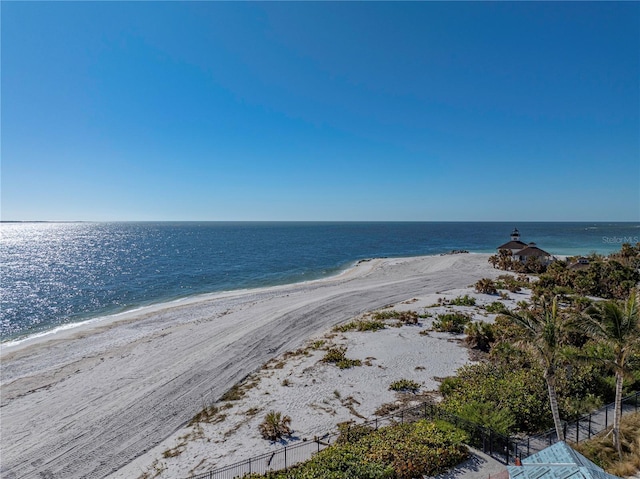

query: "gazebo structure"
(506, 441), (621, 479)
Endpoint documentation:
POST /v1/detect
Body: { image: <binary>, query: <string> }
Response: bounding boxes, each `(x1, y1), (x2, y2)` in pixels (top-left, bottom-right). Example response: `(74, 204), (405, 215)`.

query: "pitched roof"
(497, 240), (528, 250)
(507, 442), (621, 479)
(516, 244), (551, 257)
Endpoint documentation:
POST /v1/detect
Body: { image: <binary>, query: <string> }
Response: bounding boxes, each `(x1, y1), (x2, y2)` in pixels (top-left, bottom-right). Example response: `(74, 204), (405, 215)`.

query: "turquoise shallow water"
(1, 221), (638, 341)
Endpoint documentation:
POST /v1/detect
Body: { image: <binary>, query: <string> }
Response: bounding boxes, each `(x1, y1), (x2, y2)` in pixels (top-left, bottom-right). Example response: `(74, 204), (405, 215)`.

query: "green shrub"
(334, 319), (386, 332)
(389, 379), (421, 393)
(450, 294), (476, 306)
(475, 278), (498, 295)
(247, 420), (468, 479)
(495, 275), (523, 293)
(485, 301), (507, 314)
(439, 362), (550, 434)
(323, 347), (362, 369)
(258, 411), (292, 441)
(456, 400), (515, 435)
(464, 321), (495, 352)
(432, 312), (471, 334)
(372, 310), (419, 324)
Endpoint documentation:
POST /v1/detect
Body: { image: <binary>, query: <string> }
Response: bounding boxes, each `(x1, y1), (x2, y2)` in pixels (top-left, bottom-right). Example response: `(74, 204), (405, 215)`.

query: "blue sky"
(2, 2), (639, 221)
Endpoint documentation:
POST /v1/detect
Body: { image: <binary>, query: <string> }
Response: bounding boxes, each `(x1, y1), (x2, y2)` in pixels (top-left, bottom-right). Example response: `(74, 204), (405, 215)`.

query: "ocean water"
(1, 221), (638, 342)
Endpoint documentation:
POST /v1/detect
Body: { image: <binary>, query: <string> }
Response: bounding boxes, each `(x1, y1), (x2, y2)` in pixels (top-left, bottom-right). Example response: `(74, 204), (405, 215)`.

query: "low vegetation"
(334, 319), (386, 332)
(259, 410), (293, 441)
(485, 301), (507, 313)
(464, 321), (495, 352)
(449, 294), (476, 306)
(432, 312), (471, 334)
(474, 278), (498, 295)
(322, 346), (362, 369)
(372, 310), (420, 324)
(575, 412), (640, 477)
(439, 244), (640, 448)
(246, 420), (468, 479)
(389, 379), (421, 393)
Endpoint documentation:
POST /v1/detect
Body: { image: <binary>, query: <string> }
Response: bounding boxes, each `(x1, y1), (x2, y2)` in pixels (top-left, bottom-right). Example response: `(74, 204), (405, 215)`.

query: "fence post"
(527, 437), (530, 457)
(249, 458), (252, 474)
(284, 446), (287, 470)
(605, 406), (608, 429)
(588, 414), (592, 439)
(489, 429), (493, 455)
(576, 418), (579, 443)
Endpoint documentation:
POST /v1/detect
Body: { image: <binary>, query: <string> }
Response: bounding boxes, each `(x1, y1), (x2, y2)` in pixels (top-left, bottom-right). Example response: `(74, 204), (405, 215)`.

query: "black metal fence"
(186, 401), (513, 479)
(186, 391), (639, 479)
(510, 390), (640, 459)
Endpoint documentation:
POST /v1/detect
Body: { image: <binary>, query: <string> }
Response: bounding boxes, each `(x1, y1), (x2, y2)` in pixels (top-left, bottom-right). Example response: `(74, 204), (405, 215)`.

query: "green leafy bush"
(323, 347), (362, 369)
(464, 321), (495, 352)
(450, 295), (476, 306)
(372, 310), (419, 324)
(259, 411), (292, 441)
(432, 312), (471, 334)
(389, 379), (421, 393)
(246, 420), (468, 479)
(334, 319), (386, 333)
(475, 278), (498, 295)
(485, 301), (507, 313)
(439, 362), (551, 434)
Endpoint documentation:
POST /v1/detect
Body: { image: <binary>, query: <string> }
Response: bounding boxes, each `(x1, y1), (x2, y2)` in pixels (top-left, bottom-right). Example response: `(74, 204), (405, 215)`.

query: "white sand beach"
(1, 253), (515, 479)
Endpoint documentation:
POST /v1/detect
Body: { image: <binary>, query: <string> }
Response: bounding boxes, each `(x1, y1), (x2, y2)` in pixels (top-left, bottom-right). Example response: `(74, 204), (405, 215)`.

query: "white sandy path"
(1, 253), (498, 479)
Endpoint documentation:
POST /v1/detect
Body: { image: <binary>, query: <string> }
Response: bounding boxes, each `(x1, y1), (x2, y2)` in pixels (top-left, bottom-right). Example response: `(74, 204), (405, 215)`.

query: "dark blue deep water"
(1, 222), (638, 341)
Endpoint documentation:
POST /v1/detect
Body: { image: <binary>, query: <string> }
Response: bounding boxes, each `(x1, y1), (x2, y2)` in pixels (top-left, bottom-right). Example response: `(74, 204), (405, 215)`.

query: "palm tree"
(504, 296), (567, 441)
(584, 288), (640, 457)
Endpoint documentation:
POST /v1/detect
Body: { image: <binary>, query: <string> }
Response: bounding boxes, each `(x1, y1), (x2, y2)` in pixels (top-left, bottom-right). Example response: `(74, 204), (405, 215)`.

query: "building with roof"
(497, 228), (554, 266)
(515, 242), (553, 264)
(497, 228), (529, 255)
(506, 441), (621, 479)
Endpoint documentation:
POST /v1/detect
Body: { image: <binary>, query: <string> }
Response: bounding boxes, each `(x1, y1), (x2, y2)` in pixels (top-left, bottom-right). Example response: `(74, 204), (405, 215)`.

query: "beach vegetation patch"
(322, 347), (362, 369)
(189, 405), (228, 426)
(333, 319), (386, 333)
(439, 362), (550, 434)
(485, 301), (507, 314)
(449, 295), (476, 306)
(475, 278), (498, 295)
(309, 339), (326, 350)
(162, 445), (184, 459)
(372, 310), (419, 325)
(389, 379), (421, 393)
(495, 274), (524, 293)
(258, 411), (293, 441)
(575, 412), (640, 476)
(220, 383), (247, 401)
(432, 312), (471, 334)
(464, 321), (496, 352)
(246, 420), (467, 479)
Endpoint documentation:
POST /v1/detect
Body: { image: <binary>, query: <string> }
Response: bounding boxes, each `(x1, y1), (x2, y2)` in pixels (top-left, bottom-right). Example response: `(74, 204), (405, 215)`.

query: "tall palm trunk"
(545, 372), (564, 441)
(613, 370), (624, 457)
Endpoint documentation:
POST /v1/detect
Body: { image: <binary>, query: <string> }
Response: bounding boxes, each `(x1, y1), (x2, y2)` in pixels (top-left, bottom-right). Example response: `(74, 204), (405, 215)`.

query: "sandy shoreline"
(0, 253), (500, 479)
